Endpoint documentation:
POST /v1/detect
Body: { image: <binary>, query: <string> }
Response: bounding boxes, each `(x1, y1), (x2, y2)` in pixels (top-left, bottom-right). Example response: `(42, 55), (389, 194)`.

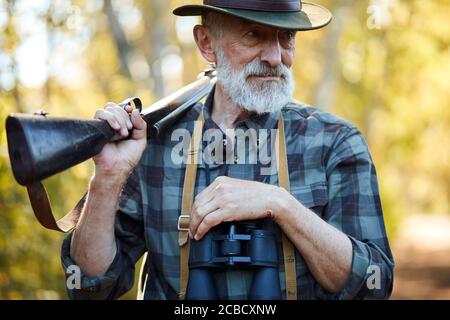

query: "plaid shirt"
(61, 88), (394, 300)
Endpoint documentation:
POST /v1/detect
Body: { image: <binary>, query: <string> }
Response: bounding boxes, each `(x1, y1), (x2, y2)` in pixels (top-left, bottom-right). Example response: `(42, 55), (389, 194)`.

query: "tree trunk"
(141, 0), (168, 99)
(103, 0), (132, 78)
(314, 1), (351, 110)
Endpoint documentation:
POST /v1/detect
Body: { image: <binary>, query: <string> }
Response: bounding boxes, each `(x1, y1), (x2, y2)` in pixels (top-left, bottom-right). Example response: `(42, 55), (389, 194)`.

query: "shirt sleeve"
(61, 167), (146, 300)
(316, 126), (394, 300)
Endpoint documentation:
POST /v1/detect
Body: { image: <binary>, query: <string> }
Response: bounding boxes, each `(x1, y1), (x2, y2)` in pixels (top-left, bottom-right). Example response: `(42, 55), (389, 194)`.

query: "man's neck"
(211, 83), (250, 131)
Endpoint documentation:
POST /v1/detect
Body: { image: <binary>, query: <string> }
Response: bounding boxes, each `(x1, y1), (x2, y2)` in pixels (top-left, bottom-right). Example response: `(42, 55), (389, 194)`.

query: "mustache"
(243, 59), (290, 80)
(215, 48), (294, 114)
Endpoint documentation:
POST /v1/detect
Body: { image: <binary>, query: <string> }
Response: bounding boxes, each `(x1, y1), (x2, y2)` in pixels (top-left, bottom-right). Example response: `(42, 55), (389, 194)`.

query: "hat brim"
(173, 2), (332, 31)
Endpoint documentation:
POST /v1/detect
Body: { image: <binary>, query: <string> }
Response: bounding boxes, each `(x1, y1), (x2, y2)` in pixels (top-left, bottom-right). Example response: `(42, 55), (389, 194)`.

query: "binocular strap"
(276, 114), (298, 300)
(178, 111), (297, 300)
(178, 111), (205, 299)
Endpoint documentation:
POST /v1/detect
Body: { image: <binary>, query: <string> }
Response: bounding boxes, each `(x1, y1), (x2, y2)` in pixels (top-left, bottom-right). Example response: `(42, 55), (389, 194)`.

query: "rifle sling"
(26, 181), (85, 233)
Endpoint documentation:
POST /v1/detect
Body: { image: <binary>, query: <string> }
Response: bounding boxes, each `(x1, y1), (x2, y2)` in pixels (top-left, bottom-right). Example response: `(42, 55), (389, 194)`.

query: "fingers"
(95, 102), (145, 139)
(189, 176), (232, 238)
(193, 176), (227, 207)
(95, 109), (120, 131)
(105, 104), (132, 137)
(130, 109), (147, 140)
(189, 197), (220, 238)
(123, 103), (133, 113)
(194, 209), (230, 240)
(189, 177), (269, 240)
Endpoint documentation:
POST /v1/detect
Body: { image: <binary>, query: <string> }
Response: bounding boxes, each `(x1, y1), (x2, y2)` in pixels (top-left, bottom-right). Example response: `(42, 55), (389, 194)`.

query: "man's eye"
(246, 31), (259, 38)
(280, 31), (296, 47)
(282, 32), (295, 40)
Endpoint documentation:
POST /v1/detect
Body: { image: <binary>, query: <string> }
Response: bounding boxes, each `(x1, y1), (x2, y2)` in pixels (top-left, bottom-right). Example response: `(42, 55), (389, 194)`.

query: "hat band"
(204, 0), (302, 12)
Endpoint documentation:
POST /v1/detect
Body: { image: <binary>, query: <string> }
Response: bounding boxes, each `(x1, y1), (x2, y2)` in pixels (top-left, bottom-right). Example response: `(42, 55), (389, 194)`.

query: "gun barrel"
(143, 71), (216, 137)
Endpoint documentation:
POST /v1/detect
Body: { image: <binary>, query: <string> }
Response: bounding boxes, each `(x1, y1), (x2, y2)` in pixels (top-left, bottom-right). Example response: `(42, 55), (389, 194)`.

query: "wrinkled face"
(215, 15), (296, 73)
(211, 15), (297, 113)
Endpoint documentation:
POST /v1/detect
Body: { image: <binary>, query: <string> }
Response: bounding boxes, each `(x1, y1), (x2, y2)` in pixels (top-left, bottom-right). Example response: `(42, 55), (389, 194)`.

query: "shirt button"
(234, 155), (239, 164)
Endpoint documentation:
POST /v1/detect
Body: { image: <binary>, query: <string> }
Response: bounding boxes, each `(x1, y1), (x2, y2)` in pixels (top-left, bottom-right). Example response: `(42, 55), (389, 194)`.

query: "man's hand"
(189, 176), (284, 240)
(93, 102), (147, 179)
(71, 102), (147, 278)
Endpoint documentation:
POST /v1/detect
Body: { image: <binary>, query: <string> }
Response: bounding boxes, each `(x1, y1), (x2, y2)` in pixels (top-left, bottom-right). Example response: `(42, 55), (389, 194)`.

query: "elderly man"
(62, 0), (394, 300)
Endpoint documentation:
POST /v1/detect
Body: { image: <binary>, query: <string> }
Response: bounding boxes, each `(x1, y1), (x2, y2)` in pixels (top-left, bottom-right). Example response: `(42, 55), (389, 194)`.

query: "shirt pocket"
(290, 181), (328, 218)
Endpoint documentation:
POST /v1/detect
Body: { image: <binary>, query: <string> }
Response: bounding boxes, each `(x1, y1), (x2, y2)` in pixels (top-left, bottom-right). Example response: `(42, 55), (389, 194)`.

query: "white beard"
(215, 48), (295, 114)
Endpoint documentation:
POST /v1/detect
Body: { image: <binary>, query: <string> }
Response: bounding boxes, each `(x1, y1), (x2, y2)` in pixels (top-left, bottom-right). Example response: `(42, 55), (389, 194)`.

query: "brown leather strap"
(26, 181), (85, 233)
(178, 111), (297, 300)
(179, 111), (205, 299)
(204, 0), (302, 12)
(276, 114), (297, 300)
(137, 252), (149, 300)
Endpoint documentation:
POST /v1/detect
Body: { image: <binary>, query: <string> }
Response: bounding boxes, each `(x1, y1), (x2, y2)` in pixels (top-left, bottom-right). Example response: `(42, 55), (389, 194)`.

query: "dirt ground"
(391, 214), (450, 299)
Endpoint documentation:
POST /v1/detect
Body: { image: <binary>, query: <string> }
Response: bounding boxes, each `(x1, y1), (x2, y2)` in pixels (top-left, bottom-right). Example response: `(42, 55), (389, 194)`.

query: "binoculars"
(186, 221), (282, 300)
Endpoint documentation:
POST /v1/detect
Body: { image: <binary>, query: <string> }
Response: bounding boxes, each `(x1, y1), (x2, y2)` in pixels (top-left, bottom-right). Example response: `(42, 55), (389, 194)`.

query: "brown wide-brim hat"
(173, 0), (332, 31)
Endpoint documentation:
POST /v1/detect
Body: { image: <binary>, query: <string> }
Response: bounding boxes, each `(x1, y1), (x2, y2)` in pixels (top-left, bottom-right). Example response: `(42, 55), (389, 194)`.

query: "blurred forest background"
(0, 0), (449, 299)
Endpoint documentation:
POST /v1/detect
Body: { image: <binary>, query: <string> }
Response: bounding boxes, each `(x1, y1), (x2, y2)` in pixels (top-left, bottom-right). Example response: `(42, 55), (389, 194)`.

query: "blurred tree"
(314, 0), (352, 110)
(140, 0), (169, 98)
(103, 0), (133, 78)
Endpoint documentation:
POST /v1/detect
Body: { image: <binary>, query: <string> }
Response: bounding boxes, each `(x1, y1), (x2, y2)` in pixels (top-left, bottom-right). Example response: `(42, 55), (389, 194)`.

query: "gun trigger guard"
(119, 97), (142, 113)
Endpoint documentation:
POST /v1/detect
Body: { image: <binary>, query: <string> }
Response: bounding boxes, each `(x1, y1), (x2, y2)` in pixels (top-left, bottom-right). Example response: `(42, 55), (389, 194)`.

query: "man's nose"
(260, 38), (282, 68)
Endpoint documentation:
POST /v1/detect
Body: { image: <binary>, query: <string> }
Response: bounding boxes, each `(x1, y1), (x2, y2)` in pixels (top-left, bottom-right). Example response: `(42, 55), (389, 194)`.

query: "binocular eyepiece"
(186, 221), (282, 300)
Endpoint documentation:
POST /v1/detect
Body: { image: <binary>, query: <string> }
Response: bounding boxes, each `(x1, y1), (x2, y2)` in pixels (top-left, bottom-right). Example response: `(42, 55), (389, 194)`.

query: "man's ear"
(193, 25), (217, 64)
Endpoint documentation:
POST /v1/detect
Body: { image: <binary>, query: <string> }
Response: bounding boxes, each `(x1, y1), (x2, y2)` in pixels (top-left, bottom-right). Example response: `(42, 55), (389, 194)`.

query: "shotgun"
(5, 66), (216, 232)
